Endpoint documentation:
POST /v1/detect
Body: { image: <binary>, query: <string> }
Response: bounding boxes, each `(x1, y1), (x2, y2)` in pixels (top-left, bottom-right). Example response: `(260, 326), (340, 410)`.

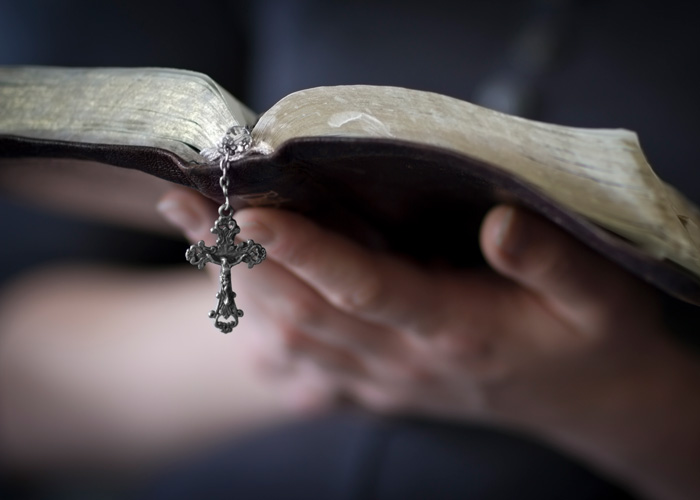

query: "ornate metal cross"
(186, 210), (266, 333)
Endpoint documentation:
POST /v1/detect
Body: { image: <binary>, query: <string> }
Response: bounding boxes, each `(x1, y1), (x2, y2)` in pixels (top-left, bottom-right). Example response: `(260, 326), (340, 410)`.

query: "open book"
(2, 66), (700, 305)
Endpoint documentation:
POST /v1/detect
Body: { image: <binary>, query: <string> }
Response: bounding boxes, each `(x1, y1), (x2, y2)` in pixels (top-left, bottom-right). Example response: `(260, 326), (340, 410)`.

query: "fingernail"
(239, 221), (273, 244)
(496, 207), (526, 256)
(157, 198), (206, 235)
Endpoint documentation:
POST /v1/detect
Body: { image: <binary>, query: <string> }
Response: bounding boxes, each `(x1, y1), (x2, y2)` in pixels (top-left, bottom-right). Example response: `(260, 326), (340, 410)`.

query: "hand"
(158, 188), (670, 425)
(160, 189), (700, 499)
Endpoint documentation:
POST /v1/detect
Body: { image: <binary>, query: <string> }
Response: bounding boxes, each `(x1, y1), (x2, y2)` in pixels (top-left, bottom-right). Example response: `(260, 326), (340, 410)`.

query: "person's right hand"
(158, 187), (700, 500)
(157, 187), (672, 424)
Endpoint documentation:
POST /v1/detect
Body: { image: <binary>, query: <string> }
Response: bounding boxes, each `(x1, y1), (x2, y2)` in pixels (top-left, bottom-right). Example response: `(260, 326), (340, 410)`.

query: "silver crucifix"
(186, 209), (266, 333)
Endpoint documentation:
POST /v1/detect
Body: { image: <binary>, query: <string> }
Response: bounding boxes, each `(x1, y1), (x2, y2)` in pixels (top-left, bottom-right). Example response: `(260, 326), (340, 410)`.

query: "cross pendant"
(186, 211), (266, 333)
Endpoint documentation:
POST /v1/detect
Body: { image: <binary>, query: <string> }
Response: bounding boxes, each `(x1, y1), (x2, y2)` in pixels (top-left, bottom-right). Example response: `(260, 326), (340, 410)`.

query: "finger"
(155, 187), (407, 378)
(281, 328), (366, 378)
(238, 254), (403, 358)
(232, 208), (446, 335)
(157, 189), (403, 355)
(479, 205), (657, 331)
(157, 188), (221, 281)
(157, 188), (219, 244)
(281, 360), (343, 414)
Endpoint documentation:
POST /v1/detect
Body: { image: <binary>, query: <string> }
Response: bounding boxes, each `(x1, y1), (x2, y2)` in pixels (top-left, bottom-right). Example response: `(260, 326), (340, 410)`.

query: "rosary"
(186, 126), (266, 333)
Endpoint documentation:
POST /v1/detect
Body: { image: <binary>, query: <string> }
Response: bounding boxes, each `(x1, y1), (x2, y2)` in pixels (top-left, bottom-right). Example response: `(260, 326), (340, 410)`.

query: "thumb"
(157, 188), (220, 279)
(480, 205), (652, 331)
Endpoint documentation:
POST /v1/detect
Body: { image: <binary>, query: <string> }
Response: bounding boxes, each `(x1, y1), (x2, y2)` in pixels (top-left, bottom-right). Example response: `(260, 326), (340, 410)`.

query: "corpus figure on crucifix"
(186, 210), (266, 333)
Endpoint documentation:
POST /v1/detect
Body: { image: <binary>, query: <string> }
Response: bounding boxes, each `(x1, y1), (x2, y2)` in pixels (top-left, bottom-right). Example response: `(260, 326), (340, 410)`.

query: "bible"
(2, 66), (700, 305)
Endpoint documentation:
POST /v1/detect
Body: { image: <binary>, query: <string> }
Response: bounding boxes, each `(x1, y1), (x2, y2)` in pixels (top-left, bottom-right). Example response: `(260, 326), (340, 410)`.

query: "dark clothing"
(146, 412), (634, 500)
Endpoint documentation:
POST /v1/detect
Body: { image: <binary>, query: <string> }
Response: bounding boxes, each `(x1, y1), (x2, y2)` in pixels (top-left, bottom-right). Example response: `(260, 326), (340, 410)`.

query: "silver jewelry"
(186, 127), (266, 332)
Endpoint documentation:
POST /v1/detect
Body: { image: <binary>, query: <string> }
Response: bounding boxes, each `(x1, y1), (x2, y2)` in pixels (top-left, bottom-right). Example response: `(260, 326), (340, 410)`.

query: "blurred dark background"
(1, 0), (699, 498)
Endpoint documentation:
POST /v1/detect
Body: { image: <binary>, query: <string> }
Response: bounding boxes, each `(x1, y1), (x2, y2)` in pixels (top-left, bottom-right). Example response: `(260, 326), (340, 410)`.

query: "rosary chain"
(218, 151), (232, 216)
(210, 125), (251, 218)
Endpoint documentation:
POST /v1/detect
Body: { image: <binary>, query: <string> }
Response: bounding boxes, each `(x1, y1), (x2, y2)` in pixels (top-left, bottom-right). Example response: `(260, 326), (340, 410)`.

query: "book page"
(0, 67), (255, 163)
(254, 85), (700, 277)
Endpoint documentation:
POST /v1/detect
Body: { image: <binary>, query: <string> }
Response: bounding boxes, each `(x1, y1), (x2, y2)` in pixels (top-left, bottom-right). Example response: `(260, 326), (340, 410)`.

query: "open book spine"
(2, 133), (700, 306)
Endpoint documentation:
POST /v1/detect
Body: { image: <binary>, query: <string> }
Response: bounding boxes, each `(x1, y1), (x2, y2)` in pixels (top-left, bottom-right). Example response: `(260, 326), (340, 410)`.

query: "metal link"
(204, 126), (252, 216)
(219, 152), (231, 213)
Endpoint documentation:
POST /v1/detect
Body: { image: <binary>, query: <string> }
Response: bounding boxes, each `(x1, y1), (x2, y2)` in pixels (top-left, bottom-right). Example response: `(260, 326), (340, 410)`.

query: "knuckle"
(279, 327), (307, 352)
(435, 331), (491, 363)
(284, 244), (312, 269)
(432, 330), (505, 381)
(285, 294), (324, 328)
(391, 361), (435, 385)
(330, 273), (384, 314)
(277, 231), (323, 270)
